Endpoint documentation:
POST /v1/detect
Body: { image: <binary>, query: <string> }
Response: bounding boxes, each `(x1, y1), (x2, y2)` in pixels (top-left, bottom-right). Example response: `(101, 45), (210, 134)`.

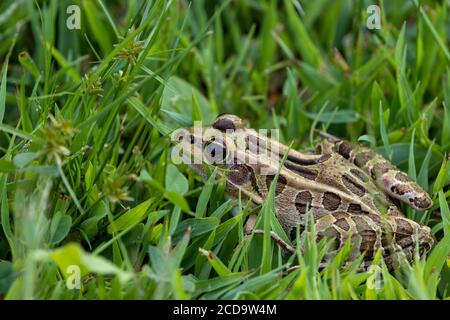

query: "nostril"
(188, 134), (195, 144)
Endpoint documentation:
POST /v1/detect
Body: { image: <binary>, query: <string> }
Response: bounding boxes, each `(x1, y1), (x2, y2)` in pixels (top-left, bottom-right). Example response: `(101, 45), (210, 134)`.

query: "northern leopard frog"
(173, 114), (434, 269)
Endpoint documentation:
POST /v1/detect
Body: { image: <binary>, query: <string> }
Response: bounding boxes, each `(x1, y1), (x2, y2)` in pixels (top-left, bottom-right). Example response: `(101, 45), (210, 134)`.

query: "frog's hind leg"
(315, 212), (434, 270)
(314, 130), (433, 211)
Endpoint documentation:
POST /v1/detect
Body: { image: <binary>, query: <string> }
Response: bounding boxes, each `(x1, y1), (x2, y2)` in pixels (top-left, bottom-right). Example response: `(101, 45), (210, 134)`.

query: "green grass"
(0, 0), (449, 300)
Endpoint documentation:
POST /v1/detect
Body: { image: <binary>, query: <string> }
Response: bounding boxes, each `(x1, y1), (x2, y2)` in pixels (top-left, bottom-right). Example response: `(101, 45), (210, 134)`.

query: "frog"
(172, 114), (434, 269)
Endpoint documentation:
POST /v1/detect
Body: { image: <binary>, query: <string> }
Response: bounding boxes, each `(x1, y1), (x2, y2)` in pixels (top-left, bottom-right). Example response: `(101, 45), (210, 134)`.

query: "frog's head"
(171, 114), (247, 177)
(171, 114), (274, 202)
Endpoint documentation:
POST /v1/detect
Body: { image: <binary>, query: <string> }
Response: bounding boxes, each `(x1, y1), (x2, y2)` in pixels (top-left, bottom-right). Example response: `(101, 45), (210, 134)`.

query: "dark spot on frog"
(395, 172), (411, 182)
(295, 191), (313, 213)
(228, 164), (252, 185)
(322, 192), (341, 211)
(358, 229), (377, 253)
(347, 203), (368, 214)
(284, 162), (318, 180)
(334, 217), (350, 231)
(394, 219), (413, 240)
(287, 153), (331, 165)
(351, 215), (371, 233)
(338, 141), (353, 159)
(342, 174), (366, 197)
(265, 174), (288, 196)
(390, 184), (409, 195)
(350, 168), (368, 183)
(410, 196), (432, 209)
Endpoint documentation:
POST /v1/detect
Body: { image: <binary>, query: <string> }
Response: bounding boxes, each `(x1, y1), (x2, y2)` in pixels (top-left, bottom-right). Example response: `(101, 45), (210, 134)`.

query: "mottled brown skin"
(174, 114), (434, 269)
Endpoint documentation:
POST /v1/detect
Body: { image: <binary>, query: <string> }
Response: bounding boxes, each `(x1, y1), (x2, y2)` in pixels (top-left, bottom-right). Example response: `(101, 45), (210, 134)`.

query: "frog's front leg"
(315, 131), (433, 211)
(244, 214), (295, 254)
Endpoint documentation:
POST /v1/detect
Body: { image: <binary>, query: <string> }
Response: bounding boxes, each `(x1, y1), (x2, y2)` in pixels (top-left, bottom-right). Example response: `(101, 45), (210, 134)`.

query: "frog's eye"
(204, 140), (228, 164)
